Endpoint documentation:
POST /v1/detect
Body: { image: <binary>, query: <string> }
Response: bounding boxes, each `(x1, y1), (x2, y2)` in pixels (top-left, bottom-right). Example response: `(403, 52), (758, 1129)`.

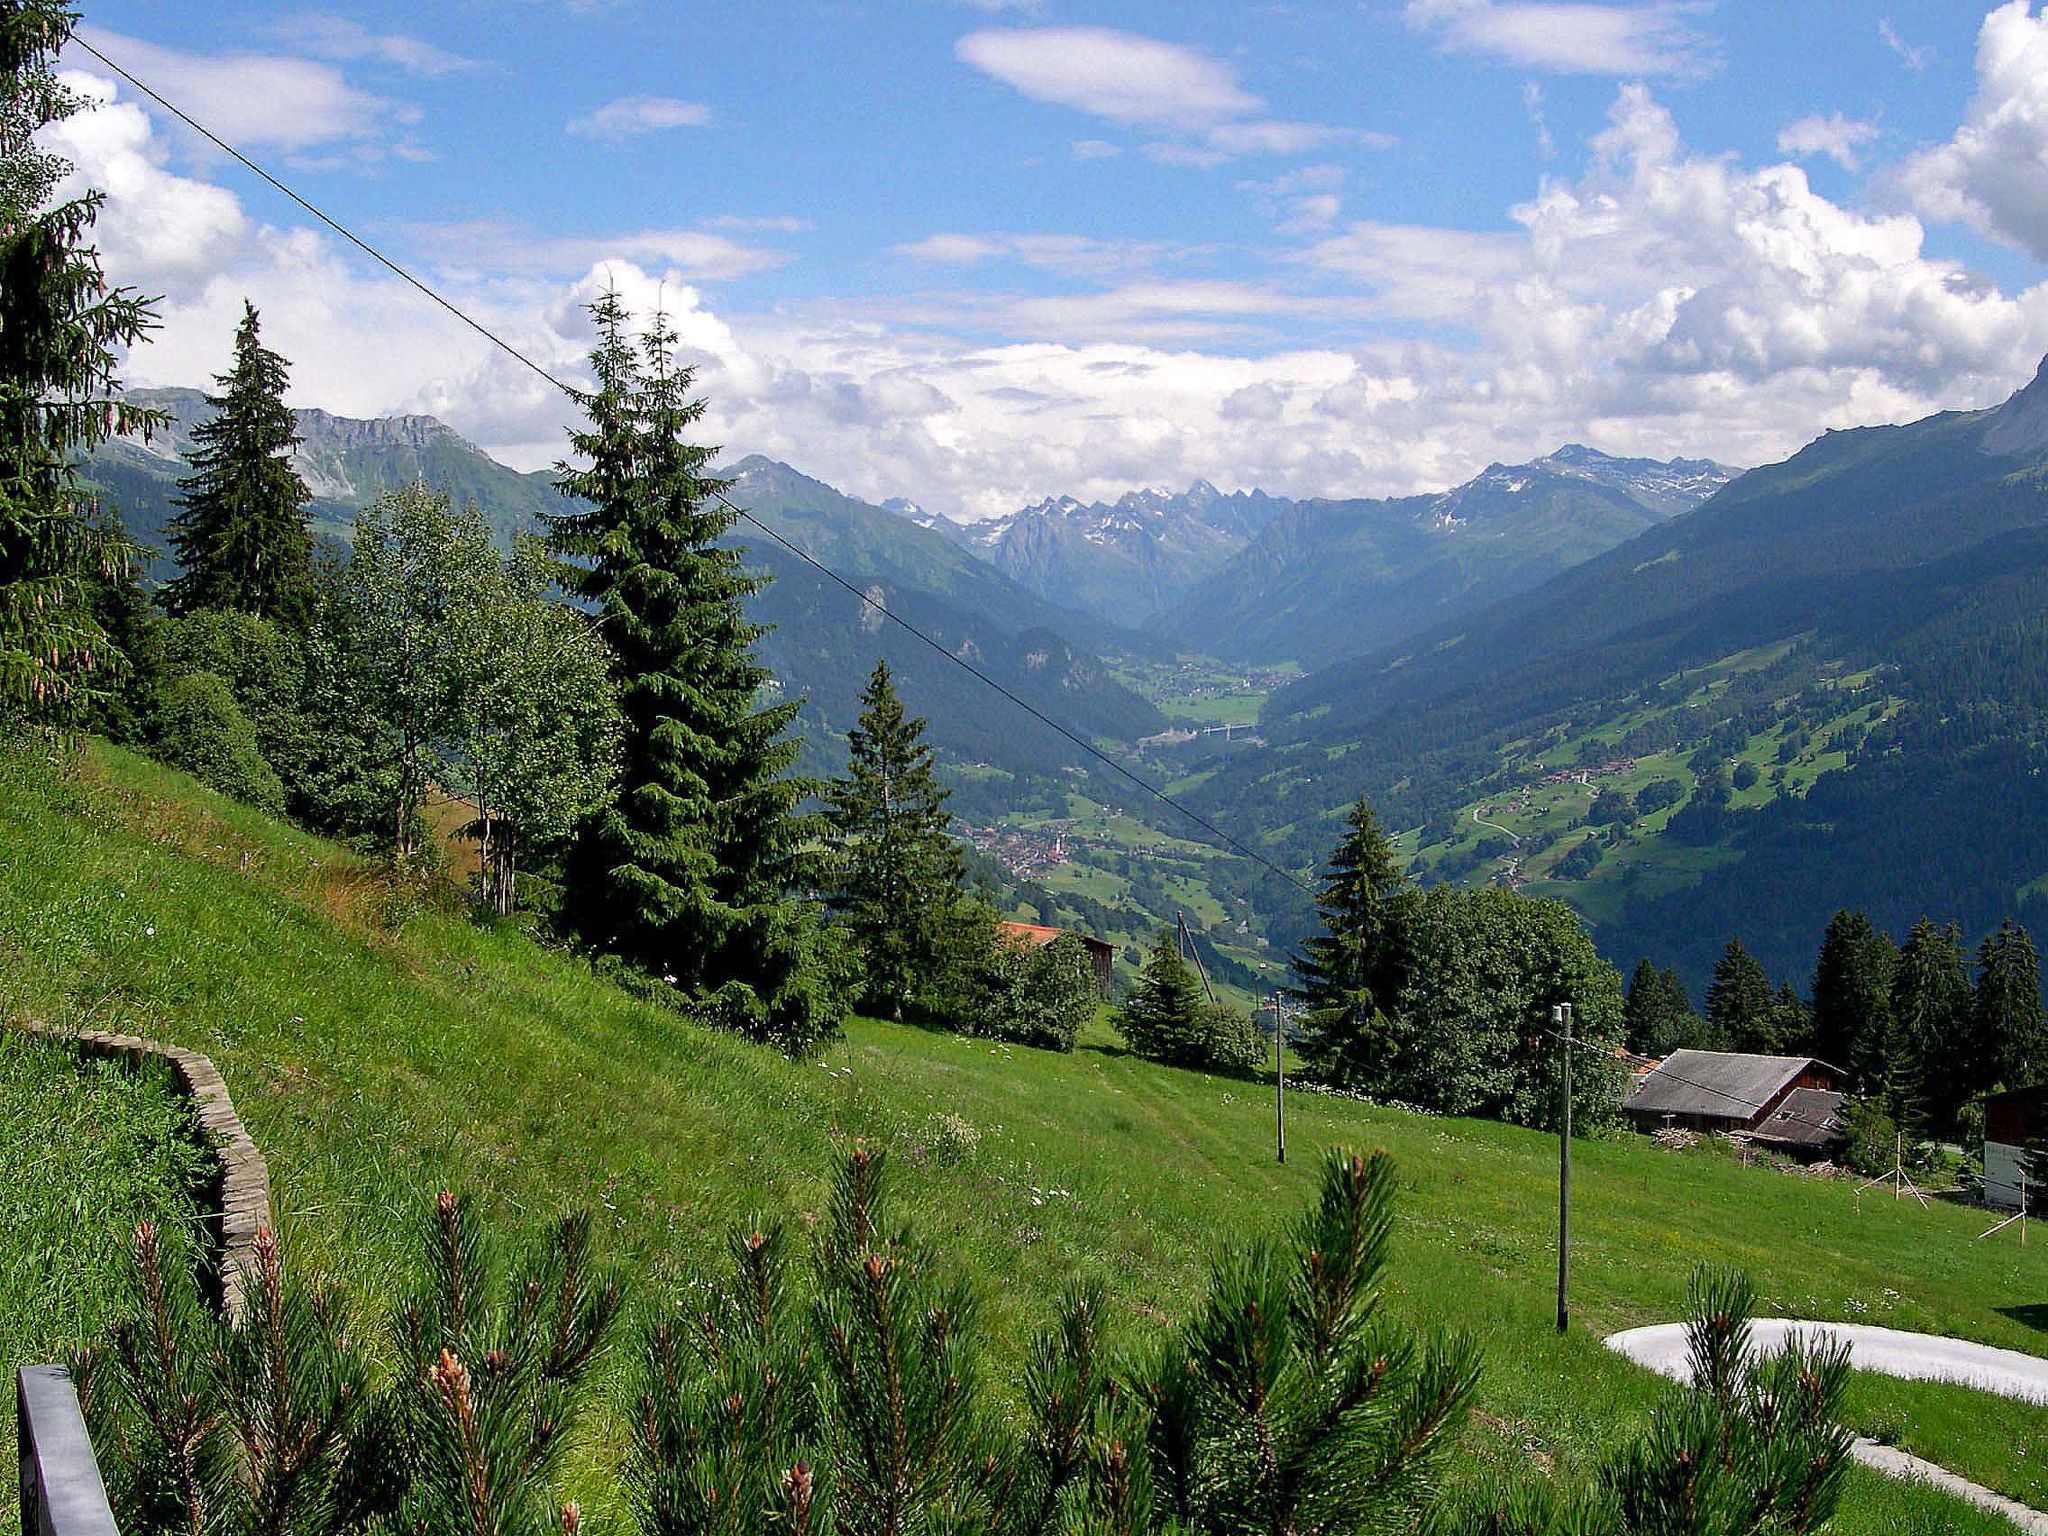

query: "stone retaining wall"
(10, 1020), (270, 1322)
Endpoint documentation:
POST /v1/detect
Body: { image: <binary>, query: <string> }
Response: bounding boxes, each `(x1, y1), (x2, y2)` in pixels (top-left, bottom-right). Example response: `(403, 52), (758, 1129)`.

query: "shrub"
(962, 922), (1098, 1051)
(151, 671), (286, 816)
(1118, 930), (1266, 1075)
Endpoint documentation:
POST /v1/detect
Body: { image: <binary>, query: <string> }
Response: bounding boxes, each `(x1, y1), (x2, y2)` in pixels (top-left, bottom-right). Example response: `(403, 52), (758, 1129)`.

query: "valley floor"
(1, 741), (2041, 1532)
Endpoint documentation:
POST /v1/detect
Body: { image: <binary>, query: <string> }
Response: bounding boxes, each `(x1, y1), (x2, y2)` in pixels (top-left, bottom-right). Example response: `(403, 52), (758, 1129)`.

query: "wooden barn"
(998, 921), (1116, 992)
(1623, 1050), (1846, 1154)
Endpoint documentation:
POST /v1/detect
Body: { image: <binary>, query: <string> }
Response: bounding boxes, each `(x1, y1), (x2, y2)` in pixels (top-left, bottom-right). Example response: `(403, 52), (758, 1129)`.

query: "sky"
(43, 0), (2048, 519)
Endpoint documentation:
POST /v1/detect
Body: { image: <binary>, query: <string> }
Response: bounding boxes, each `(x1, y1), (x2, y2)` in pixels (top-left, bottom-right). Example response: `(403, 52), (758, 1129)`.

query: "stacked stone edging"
(10, 1019), (270, 1322)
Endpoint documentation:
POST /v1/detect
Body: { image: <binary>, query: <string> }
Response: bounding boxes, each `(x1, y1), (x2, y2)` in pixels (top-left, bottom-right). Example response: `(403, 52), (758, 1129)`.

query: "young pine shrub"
(626, 1147), (1139, 1536)
(82, 1195), (621, 1536)
(78, 1220), (369, 1536)
(375, 1192), (624, 1536)
(1130, 1148), (1479, 1534)
(1436, 1269), (1852, 1536)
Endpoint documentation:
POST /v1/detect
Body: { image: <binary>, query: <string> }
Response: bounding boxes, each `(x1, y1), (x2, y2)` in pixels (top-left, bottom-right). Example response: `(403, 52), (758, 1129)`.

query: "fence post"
(17, 1367), (119, 1536)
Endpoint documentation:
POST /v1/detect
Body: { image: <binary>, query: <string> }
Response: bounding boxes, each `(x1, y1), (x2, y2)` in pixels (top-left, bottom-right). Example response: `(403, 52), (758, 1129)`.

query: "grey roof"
(1746, 1088), (1846, 1149)
(1623, 1050), (1833, 1122)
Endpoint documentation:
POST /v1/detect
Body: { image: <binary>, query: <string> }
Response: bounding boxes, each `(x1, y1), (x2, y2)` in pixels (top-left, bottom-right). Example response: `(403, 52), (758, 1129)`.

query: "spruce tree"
(824, 660), (967, 1019)
(1976, 919), (2047, 1091)
(0, 0), (158, 721)
(548, 295), (838, 1050)
(1119, 928), (1214, 1068)
(1703, 938), (1771, 1052)
(1624, 961), (1702, 1056)
(162, 302), (313, 626)
(1289, 795), (1411, 1085)
(1811, 910), (1896, 1091)
(1893, 918), (1971, 1132)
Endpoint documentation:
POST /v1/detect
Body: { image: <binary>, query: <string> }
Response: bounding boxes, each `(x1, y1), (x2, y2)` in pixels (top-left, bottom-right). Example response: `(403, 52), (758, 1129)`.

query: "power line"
(73, 36), (1317, 902)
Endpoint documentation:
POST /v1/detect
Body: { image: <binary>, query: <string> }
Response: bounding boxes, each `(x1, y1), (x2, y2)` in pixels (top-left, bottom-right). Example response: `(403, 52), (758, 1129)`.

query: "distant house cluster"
(1623, 1050), (1846, 1157)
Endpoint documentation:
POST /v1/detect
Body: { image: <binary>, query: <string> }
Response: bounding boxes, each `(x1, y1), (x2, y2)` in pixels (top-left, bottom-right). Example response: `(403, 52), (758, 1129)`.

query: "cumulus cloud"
(565, 94), (713, 139)
(1777, 112), (1880, 170)
(955, 26), (1383, 161)
(1898, 1), (2048, 261)
(1403, 0), (1714, 76)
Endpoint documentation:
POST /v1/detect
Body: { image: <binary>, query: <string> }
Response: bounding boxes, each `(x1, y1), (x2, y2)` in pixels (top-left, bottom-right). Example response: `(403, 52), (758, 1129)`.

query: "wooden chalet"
(1623, 1049), (1846, 1155)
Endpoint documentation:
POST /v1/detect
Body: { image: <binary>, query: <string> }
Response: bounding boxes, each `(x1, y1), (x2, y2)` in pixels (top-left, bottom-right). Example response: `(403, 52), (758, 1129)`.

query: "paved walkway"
(1605, 1319), (2048, 1533)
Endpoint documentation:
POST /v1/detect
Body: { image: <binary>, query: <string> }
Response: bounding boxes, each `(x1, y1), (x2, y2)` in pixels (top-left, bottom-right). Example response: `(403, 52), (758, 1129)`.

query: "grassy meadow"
(1, 740), (2041, 1533)
(1, 1028), (210, 1516)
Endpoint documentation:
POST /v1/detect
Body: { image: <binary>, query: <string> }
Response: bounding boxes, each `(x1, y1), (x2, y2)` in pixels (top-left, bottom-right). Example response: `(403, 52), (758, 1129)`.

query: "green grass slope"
(1, 1030), (209, 1521)
(0, 742), (2037, 1531)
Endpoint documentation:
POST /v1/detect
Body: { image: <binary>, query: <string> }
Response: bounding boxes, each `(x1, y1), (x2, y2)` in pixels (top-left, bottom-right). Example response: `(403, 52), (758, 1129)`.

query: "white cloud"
(1524, 82), (1556, 160)
(956, 27), (1258, 129)
(1898, 1), (2048, 261)
(69, 26), (415, 158)
(1071, 138), (1122, 160)
(956, 26), (1379, 160)
(404, 220), (789, 281)
(1879, 17), (1931, 72)
(565, 95), (713, 139)
(258, 14), (479, 77)
(1777, 112), (1879, 171)
(1403, 0), (1714, 77)
(895, 233), (1207, 284)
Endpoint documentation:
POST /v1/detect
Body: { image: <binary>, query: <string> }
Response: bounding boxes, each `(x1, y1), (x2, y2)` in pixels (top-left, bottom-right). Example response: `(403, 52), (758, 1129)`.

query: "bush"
(151, 671), (285, 816)
(962, 926), (1098, 1051)
(1554, 840), (1604, 879)
(1118, 929), (1267, 1075)
(1840, 1096), (1901, 1177)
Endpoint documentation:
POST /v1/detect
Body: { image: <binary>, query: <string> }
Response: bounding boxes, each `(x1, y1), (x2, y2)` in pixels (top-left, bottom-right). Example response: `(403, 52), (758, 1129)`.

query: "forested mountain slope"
(81, 403), (1162, 782)
(1200, 359), (2048, 987)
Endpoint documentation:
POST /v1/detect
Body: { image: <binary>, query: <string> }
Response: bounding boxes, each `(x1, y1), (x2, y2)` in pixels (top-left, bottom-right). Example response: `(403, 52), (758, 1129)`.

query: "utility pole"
(1273, 994), (1286, 1165)
(1178, 910), (1217, 1004)
(1555, 1001), (1573, 1336)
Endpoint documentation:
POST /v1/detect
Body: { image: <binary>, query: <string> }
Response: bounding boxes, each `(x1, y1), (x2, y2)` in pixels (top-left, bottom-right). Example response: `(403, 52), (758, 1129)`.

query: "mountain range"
(925, 447), (1737, 668)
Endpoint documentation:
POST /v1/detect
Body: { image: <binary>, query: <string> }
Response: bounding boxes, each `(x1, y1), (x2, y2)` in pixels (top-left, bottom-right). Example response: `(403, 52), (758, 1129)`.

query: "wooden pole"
(1556, 1002), (1573, 1336)
(1274, 995), (1286, 1165)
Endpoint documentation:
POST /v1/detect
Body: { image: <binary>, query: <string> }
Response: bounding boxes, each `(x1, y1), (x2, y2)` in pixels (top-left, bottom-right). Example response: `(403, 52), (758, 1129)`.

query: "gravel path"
(1605, 1319), (2048, 1533)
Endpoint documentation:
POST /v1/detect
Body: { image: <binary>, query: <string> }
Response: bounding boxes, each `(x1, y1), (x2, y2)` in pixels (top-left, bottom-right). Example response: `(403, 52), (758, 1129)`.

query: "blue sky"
(48, 1), (2048, 517)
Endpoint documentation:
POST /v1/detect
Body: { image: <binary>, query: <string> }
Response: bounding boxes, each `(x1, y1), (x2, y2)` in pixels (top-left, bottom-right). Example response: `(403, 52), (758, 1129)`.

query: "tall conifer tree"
(548, 294), (837, 1050)
(162, 302), (313, 625)
(0, 0), (158, 720)
(1812, 909), (1896, 1091)
(1893, 918), (1971, 1131)
(824, 660), (967, 1019)
(1289, 796), (1411, 1085)
(1976, 919), (2047, 1091)
(1703, 938), (1771, 1052)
